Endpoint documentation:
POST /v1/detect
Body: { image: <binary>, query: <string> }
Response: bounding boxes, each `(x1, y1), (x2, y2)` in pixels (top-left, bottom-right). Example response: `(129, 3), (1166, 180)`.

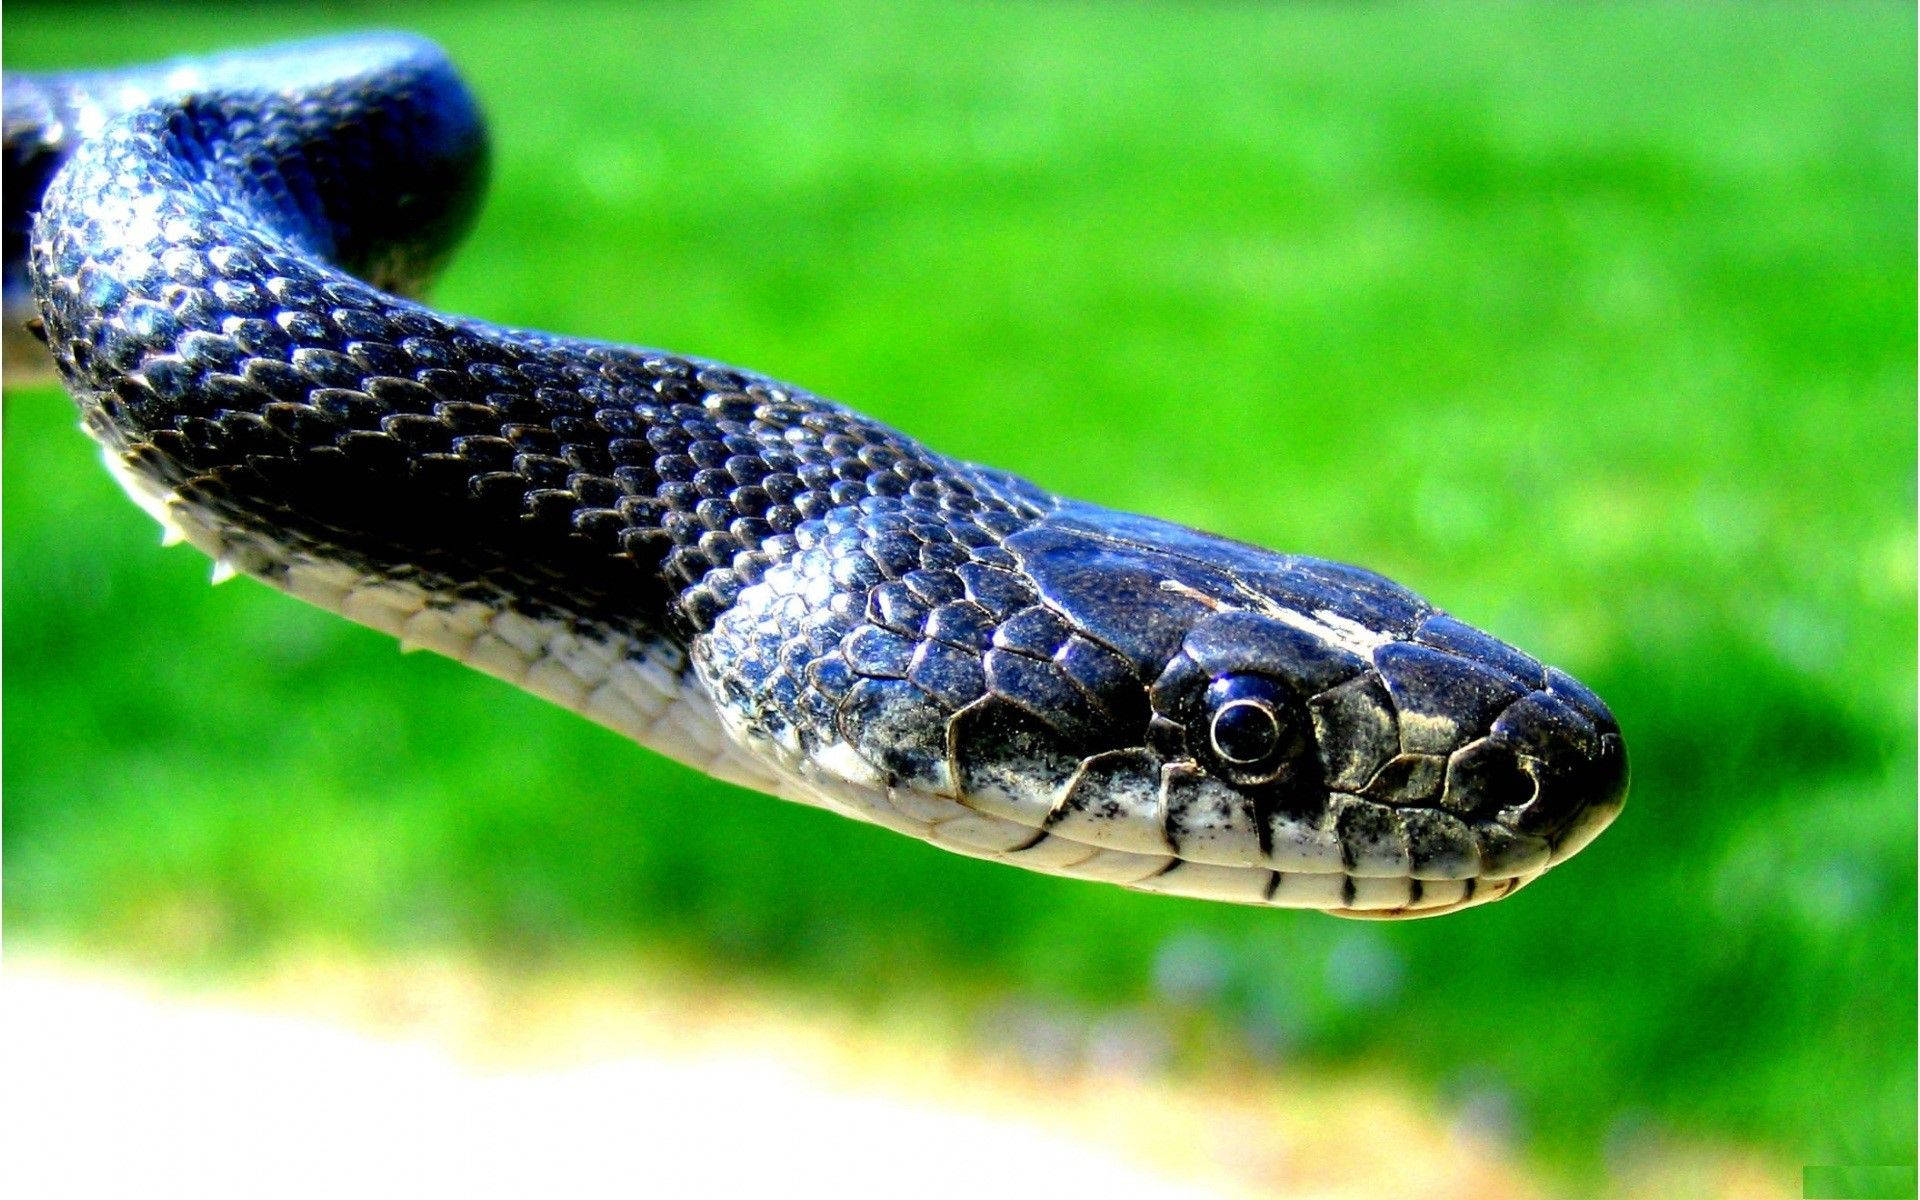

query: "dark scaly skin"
(10, 35), (1626, 916)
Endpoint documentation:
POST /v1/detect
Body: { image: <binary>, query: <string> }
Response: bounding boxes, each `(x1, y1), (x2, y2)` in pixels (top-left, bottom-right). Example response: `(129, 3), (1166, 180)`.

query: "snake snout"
(1337, 619), (1626, 899)
(1378, 637), (1627, 881)
(1481, 668), (1628, 863)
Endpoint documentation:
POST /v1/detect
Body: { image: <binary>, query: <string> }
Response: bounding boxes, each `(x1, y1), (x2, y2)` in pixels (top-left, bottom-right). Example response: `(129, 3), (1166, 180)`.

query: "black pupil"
(1211, 699), (1280, 764)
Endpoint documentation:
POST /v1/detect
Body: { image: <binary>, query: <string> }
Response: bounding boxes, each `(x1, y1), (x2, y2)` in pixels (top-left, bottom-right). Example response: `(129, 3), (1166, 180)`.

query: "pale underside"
(97, 440), (1532, 917)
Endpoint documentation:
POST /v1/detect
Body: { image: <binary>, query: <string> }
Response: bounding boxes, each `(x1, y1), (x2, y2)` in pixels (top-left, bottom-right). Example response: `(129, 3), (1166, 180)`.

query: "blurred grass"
(4, 0), (1913, 1186)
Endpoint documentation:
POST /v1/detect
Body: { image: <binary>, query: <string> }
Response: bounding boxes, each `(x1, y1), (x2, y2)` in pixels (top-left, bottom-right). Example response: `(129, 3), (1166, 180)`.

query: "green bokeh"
(6, 0), (1914, 1183)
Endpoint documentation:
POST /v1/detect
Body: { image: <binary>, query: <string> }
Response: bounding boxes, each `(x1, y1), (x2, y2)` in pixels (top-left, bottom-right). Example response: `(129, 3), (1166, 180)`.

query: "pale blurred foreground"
(0, 954), (1785, 1199)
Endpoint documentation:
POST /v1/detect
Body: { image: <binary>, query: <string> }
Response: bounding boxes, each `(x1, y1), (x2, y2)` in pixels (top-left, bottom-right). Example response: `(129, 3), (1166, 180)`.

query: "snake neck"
(24, 41), (1057, 661)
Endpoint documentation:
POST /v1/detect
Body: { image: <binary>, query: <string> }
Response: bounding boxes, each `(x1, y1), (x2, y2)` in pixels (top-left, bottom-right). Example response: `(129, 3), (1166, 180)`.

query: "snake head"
(933, 503), (1627, 917)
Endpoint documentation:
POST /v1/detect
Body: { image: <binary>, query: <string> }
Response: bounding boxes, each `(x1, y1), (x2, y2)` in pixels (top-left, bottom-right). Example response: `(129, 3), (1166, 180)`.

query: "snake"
(5, 33), (1626, 919)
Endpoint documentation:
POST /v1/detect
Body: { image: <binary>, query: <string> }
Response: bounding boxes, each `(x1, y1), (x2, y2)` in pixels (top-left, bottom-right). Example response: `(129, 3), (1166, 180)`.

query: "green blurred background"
(5, 0), (1913, 1188)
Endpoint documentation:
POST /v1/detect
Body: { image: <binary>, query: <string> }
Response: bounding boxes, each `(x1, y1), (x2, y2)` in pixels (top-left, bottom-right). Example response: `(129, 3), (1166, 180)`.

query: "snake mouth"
(1300, 655), (1628, 916)
(1305, 732), (1626, 920)
(1324, 874), (1537, 920)
(826, 689), (1626, 920)
(981, 650), (1624, 917)
(1242, 741), (1625, 921)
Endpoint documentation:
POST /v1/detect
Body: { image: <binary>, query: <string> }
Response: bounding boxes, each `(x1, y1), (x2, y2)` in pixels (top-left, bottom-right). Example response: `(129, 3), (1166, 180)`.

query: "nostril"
(1506, 725), (1629, 843)
(1441, 738), (1537, 820)
(1503, 765), (1573, 837)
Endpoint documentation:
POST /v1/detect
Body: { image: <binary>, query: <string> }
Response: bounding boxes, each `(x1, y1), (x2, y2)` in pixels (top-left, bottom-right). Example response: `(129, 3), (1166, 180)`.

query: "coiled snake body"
(6, 35), (1625, 917)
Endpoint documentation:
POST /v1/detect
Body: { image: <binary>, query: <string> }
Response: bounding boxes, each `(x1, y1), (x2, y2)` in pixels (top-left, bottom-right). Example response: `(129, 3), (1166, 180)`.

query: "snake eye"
(1210, 695), (1278, 763)
(1201, 673), (1306, 783)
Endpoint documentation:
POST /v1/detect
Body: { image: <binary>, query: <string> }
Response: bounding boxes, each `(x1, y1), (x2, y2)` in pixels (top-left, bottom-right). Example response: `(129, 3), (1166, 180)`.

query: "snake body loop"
(8, 35), (1626, 917)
